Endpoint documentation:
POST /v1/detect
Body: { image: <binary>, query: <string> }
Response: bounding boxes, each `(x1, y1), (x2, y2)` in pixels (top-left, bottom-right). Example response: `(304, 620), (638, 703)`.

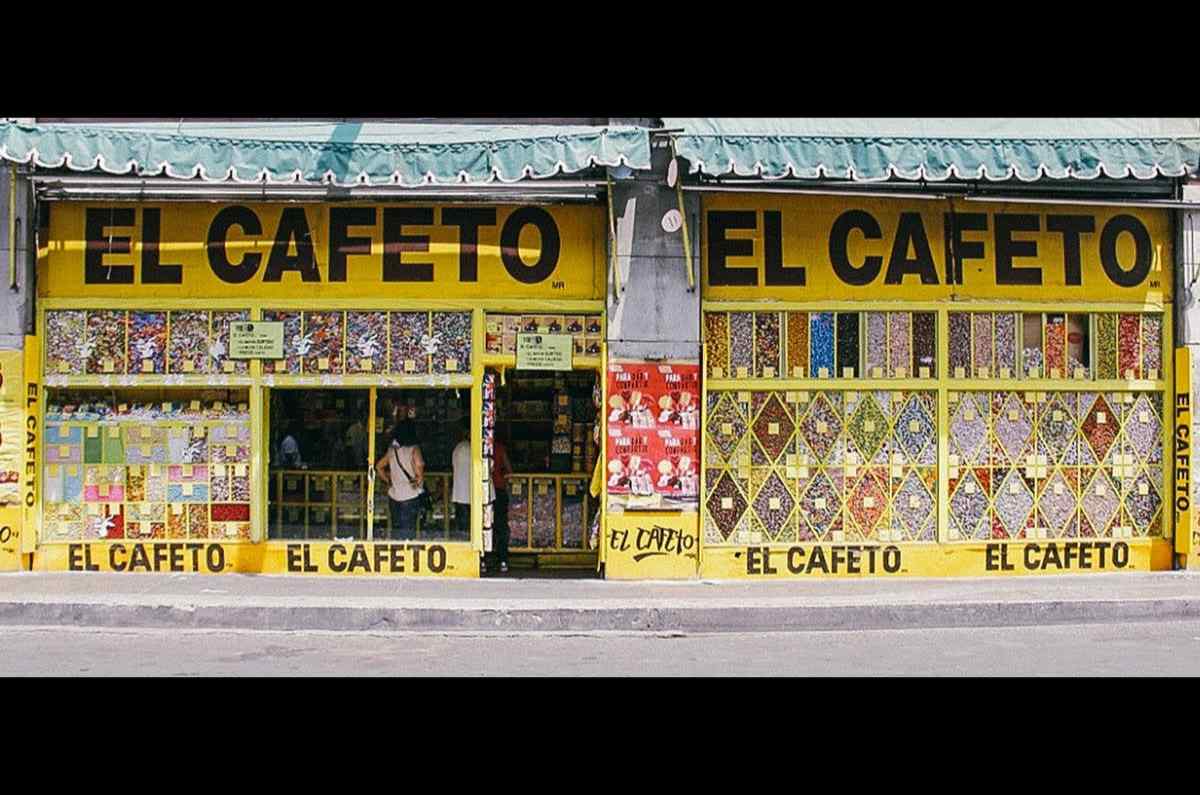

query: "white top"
(280, 435), (303, 467)
(387, 444), (423, 502)
(452, 439), (472, 504)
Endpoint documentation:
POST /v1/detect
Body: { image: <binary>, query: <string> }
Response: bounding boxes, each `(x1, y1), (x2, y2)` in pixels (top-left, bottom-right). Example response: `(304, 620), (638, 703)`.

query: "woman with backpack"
(375, 420), (425, 540)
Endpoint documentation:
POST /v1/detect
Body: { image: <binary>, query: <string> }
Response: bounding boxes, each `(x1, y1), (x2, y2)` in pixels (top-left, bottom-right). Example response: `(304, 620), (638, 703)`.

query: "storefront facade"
(3, 116), (1199, 580)
(697, 193), (1176, 577)
(31, 200), (608, 575)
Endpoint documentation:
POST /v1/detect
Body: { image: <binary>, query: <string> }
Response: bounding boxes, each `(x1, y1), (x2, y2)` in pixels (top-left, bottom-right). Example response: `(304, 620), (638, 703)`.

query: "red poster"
(606, 362), (700, 508)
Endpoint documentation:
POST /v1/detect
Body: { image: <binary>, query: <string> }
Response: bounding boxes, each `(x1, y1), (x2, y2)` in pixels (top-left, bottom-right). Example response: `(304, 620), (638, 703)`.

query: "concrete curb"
(2, 597), (1200, 633)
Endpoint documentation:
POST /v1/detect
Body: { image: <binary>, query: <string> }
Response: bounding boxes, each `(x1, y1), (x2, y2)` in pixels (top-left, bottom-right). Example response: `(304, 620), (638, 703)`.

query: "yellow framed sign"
(702, 194), (1171, 304)
(40, 203), (606, 301)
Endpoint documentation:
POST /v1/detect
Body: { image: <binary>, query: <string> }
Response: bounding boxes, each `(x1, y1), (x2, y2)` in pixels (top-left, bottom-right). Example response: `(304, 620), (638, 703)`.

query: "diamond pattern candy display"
(706, 472), (748, 541)
(892, 469), (935, 541)
(751, 394), (794, 464)
(798, 393), (842, 463)
(991, 392), (1033, 464)
(893, 394), (936, 465)
(846, 393), (889, 464)
(1081, 470), (1120, 536)
(1037, 470), (1078, 536)
(949, 393), (989, 465)
(1037, 393), (1077, 465)
(751, 470), (795, 541)
(1124, 394), (1162, 464)
(845, 468), (887, 538)
(949, 470), (989, 540)
(1125, 470), (1162, 535)
(705, 394), (747, 463)
(992, 469), (1034, 538)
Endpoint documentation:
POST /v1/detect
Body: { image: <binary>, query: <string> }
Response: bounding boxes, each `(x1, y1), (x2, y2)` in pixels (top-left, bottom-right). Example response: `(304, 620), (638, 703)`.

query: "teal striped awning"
(0, 120), (653, 187)
(664, 118), (1200, 183)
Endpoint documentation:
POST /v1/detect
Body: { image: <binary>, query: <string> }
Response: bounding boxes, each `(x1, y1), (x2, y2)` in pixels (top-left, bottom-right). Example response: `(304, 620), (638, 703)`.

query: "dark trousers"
(389, 497), (420, 540)
(493, 488), (510, 563)
(454, 502), (470, 539)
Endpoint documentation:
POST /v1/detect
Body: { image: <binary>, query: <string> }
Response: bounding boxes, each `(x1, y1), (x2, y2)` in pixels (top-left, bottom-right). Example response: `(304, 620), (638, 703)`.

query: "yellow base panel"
(605, 512), (699, 580)
(700, 538), (1173, 579)
(36, 541), (479, 577)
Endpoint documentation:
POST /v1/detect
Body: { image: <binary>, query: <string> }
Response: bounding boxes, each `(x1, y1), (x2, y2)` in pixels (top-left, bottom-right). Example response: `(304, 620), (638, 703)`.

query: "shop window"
(484, 313), (603, 358)
(258, 310), (474, 377)
(947, 390), (1164, 539)
(704, 310), (936, 381)
(950, 311), (1160, 382)
(703, 389), (938, 545)
(43, 388), (250, 542)
(46, 309), (252, 377)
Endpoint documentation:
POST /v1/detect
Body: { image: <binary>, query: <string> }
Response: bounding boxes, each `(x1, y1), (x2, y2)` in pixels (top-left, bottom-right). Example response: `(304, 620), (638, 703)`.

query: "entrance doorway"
(491, 369), (601, 570)
(267, 386), (468, 543)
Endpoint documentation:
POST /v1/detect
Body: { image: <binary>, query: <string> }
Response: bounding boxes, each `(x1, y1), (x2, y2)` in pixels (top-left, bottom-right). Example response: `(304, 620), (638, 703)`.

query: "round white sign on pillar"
(666, 157), (679, 188)
(661, 209), (683, 233)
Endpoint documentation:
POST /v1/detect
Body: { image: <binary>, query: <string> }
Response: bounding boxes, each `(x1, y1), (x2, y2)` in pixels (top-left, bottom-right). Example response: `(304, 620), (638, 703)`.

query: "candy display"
(1118, 313), (1140, 378)
(887, 312), (910, 377)
(302, 311), (345, 374)
(211, 311), (250, 375)
(262, 310), (302, 374)
(785, 312), (808, 378)
(705, 312), (729, 378)
(127, 311), (167, 375)
(944, 389), (1164, 539)
(508, 477), (530, 547)
(346, 311), (388, 372)
(168, 311), (209, 374)
(40, 393), (251, 542)
(1096, 313), (1118, 379)
(809, 312), (834, 377)
(46, 310), (87, 374)
(483, 313), (601, 356)
(431, 312), (472, 374)
(835, 313), (859, 378)
(85, 310), (127, 374)
(705, 389), (938, 544)
(389, 311), (429, 375)
(754, 312), (781, 378)
(729, 312), (754, 377)
(971, 312), (993, 375)
(530, 478), (557, 547)
(865, 312), (887, 377)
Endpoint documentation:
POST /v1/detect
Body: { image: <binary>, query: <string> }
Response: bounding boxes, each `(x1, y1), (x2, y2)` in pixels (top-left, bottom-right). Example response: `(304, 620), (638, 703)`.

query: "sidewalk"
(0, 571), (1198, 633)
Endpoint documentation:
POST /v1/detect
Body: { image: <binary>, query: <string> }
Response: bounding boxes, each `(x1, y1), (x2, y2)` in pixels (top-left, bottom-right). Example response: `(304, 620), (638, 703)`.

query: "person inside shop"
(376, 420), (425, 540)
(451, 417), (473, 542)
(345, 417), (368, 468)
(278, 423), (306, 469)
(490, 436), (512, 574)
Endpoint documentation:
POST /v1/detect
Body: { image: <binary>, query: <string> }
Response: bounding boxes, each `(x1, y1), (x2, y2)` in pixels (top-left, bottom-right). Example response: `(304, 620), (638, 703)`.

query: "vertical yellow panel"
(22, 334), (40, 556)
(0, 349), (24, 569)
(1174, 348), (1195, 565)
(250, 383), (264, 543)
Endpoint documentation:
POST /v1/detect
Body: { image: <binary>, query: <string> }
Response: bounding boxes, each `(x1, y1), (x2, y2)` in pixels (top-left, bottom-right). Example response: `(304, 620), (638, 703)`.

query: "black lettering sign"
(707, 210), (758, 286)
(382, 207), (434, 282)
(500, 207), (560, 284)
(263, 207), (320, 282)
(763, 210), (805, 285)
(994, 214), (1041, 285)
(1046, 215), (1094, 286)
(828, 210), (883, 286)
(943, 212), (987, 285)
(884, 212), (938, 285)
(328, 207), (376, 282)
(206, 543), (225, 572)
(140, 208), (183, 284)
(206, 206), (263, 283)
(442, 207), (497, 282)
(84, 207), (135, 284)
(1100, 215), (1153, 287)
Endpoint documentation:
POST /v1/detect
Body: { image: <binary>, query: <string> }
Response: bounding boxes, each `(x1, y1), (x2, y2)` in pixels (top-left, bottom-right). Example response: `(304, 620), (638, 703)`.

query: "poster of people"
(606, 361), (699, 511)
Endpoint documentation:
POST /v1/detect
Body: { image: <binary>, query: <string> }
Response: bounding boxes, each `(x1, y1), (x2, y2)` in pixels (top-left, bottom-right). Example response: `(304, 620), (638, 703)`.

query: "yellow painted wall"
(0, 350), (23, 569)
(604, 512), (698, 579)
(700, 538), (1171, 579)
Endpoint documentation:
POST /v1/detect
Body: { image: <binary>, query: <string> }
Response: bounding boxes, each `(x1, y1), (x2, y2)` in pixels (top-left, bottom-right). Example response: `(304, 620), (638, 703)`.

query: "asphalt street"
(6, 619), (1200, 676)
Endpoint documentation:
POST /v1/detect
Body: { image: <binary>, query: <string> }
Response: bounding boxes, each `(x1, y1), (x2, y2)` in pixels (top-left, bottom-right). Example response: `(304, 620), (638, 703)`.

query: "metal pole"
(669, 139), (695, 291)
(606, 172), (621, 299)
(8, 166), (16, 290)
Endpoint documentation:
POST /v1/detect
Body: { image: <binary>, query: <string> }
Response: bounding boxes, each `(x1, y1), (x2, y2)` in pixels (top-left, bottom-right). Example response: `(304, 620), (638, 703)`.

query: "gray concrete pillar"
(0, 163), (34, 350)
